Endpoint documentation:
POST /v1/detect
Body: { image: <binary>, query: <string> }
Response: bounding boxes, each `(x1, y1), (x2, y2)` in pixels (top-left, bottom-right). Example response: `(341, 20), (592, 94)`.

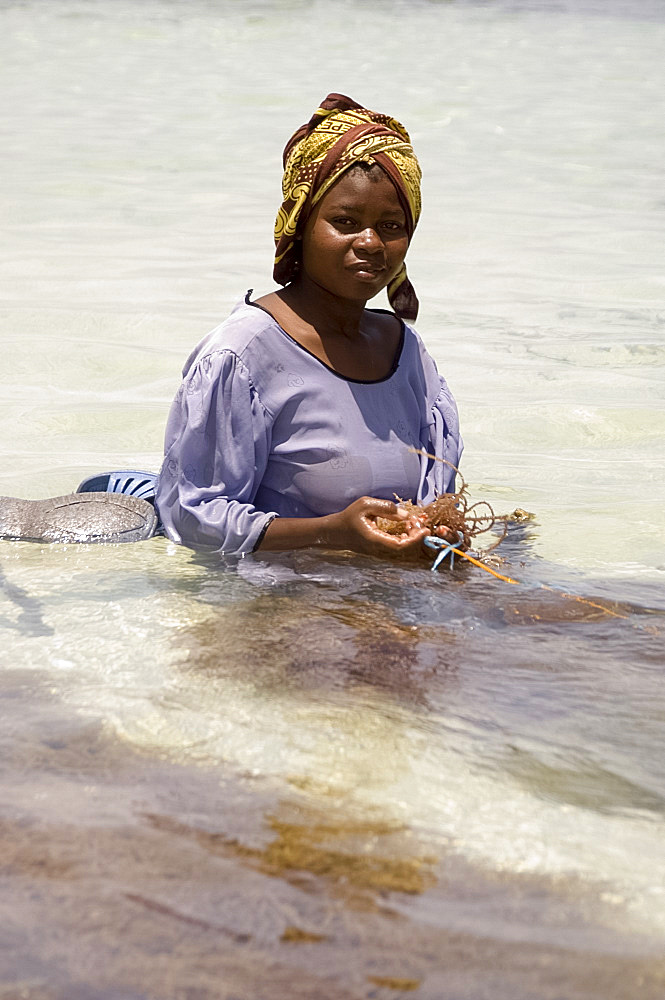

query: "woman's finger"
(390, 526), (429, 547)
(367, 522), (429, 553)
(357, 496), (405, 519)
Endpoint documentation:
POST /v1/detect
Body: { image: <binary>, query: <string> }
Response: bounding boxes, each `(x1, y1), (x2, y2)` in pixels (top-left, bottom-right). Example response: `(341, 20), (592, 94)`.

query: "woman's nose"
(353, 226), (383, 252)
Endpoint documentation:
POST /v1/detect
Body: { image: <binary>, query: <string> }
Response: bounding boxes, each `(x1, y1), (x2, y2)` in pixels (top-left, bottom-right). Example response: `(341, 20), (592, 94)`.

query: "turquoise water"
(1, 1), (665, 997)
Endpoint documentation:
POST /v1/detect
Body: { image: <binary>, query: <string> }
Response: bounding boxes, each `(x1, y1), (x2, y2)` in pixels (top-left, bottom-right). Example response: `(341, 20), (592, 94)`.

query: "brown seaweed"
(375, 458), (508, 553)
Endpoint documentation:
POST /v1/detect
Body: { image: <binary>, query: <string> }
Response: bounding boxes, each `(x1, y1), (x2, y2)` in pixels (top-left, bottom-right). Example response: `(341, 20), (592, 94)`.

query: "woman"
(155, 94), (462, 558)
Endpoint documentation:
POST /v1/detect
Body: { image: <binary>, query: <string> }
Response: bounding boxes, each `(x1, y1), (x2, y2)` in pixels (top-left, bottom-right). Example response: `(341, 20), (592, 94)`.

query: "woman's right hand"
(258, 497), (429, 556)
(322, 496), (429, 557)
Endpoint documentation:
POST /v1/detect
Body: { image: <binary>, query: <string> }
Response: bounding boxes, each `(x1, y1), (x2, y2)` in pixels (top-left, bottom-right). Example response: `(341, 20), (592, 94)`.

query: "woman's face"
(300, 165), (410, 304)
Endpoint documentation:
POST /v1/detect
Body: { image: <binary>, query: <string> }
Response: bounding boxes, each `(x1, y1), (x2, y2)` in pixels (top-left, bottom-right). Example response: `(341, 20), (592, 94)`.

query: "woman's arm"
(257, 496), (429, 556)
(156, 349), (277, 555)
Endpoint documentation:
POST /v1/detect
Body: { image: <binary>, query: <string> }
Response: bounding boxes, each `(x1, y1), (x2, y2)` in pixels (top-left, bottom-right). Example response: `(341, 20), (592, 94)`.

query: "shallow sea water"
(1, 1), (665, 997)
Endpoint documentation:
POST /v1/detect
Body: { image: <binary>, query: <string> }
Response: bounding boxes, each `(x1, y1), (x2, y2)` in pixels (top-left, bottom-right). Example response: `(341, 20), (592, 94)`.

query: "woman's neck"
(279, 275), (367, 341)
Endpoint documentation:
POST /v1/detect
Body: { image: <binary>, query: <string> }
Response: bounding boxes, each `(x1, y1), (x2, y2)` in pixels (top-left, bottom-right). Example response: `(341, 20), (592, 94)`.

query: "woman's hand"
(258, 497), (429, 556)
(432, 523), (468, 550)
(323, 497), (429, 557)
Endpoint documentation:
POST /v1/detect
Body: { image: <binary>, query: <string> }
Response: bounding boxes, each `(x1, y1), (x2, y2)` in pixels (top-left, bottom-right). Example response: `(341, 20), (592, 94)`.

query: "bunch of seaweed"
(376, 458), (509, 552)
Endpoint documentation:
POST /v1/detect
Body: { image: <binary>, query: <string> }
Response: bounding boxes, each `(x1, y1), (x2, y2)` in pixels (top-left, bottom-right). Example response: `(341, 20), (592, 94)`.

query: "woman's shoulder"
(181, 292), (280, 376)
(390, 316), (434, 368)
(395, 319), (455, 399)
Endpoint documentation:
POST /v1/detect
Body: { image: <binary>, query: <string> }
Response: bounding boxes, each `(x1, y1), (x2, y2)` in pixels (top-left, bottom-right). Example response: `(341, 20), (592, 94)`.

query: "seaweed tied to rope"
(372, 450), (654, 628)
(375, 453), (509, 554)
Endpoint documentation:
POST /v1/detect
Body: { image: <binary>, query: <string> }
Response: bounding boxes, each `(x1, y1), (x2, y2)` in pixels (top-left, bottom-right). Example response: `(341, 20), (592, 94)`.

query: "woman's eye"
(330, 217), (405, 232)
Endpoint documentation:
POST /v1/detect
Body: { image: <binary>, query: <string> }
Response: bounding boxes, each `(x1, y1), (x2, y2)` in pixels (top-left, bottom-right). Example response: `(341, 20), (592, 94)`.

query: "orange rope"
(450, 547), (520, 585)
(540, 585), (629, 620)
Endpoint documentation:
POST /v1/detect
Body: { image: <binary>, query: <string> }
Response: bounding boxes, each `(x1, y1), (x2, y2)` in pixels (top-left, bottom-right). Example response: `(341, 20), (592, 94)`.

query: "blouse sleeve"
(155, 349), (277, 555)
(418, 376), (464, 502)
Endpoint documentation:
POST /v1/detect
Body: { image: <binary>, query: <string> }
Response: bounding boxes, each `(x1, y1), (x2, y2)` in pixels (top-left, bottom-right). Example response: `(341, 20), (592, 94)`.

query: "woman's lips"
(348, 261), (386, 279)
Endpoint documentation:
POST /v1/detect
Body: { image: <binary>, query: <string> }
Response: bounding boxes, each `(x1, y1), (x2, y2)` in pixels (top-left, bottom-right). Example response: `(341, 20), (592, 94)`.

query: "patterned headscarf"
(273, 93), (422, 321)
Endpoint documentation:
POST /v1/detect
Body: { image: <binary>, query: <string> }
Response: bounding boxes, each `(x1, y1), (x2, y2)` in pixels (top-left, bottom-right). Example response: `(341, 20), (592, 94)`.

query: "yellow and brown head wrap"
(273, 93), (422, 322)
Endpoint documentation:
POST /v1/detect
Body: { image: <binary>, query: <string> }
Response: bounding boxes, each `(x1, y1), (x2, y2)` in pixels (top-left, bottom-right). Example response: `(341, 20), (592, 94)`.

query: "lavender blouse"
(155, 294), (462, 555)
